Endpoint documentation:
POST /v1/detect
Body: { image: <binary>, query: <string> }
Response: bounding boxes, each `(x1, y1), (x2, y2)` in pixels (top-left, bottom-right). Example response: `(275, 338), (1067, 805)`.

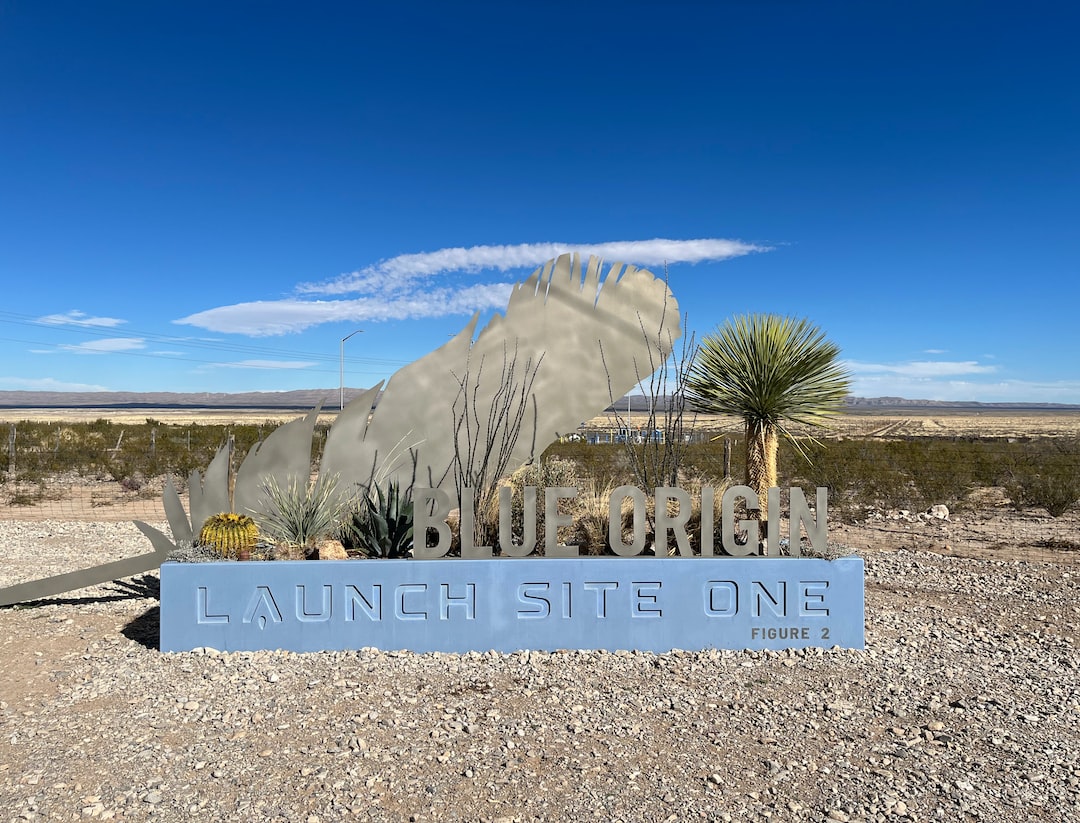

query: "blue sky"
(1, 1), (1077, 403)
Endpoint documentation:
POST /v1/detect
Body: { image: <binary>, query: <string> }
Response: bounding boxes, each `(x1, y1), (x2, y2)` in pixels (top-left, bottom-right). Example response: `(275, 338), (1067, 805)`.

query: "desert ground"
(3, 407), (1079, 563)
(2, 405), (1080, 439)
(2, 408), (1079, 821)
(585, 408), (1080, 441)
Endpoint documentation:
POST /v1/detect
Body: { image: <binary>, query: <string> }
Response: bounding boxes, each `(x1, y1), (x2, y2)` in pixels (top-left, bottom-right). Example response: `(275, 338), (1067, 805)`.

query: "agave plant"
(340, 481), (414, 558)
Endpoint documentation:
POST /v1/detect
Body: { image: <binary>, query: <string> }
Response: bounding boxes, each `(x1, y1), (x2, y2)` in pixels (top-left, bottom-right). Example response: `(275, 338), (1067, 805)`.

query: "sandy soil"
(587, 410), (1080, 440)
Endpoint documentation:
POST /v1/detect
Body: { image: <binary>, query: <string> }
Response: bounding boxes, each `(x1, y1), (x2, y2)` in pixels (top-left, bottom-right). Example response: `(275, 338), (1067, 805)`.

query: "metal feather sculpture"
(149, 252), (680, 549)
(0, 253), (679, 605)
(319, 252), (680, 505)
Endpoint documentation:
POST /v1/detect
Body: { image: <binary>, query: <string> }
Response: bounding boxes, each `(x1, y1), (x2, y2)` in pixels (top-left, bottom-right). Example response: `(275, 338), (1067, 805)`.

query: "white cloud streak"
(298, 238), (766, 297)
(54, 338), (147, 355)
(175, 238), (764, 336)
(204, 360), (320, 370)
(838, 357), (1080, 403)
(38, 310), (126, 328)
(844, 360), (996, 378)
(848, 375), (1080, 404)
(0, 376), (111, 391)
(177, 285), (514, 336)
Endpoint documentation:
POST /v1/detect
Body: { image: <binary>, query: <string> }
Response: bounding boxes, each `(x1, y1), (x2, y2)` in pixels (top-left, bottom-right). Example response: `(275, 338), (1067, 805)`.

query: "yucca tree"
(687, 314), (851, 524)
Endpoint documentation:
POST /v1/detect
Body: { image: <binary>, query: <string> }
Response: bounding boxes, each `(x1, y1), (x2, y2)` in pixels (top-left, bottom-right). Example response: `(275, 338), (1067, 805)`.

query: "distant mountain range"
(0, 389), (1078, 412)
(0, 389), (347, 409)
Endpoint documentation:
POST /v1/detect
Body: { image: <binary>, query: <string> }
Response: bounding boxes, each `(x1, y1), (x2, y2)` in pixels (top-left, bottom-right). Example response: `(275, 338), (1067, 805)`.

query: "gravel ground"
(1, 521), (1078, 822)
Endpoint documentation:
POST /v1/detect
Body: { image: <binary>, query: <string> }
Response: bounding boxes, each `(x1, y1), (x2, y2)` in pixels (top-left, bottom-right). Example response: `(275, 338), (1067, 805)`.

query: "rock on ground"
(0, 524), (1078, 822)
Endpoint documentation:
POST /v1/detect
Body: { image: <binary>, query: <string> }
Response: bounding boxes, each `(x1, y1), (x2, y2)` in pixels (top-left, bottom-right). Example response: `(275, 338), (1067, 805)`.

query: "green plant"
(255, 475), (346, 555)
(485, 457), (579, 554)
(573, 477), (620, 555)
(340, 481), (415, 558)
(450, 341), (544, 550)
(1001, 439), (1080, 517)
(198, 512), (260, 558)
(687, 315), (851, 530)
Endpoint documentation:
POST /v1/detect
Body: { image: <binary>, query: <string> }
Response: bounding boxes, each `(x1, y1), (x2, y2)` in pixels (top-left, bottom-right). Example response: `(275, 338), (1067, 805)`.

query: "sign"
(159, 556), (865, 653)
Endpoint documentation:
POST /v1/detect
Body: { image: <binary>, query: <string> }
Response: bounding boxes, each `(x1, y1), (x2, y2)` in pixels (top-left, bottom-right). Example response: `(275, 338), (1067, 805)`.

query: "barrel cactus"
(198, 512), (260, 559)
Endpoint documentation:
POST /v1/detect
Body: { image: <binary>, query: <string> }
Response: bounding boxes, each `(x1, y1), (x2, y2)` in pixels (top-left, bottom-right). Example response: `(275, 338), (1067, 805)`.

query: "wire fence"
(3, 419), (1080, 524)
(0, 420), (326, 522)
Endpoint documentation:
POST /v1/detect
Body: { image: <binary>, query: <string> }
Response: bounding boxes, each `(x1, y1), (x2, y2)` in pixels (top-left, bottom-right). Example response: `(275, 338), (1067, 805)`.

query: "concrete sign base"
(160, 557), (865, 654)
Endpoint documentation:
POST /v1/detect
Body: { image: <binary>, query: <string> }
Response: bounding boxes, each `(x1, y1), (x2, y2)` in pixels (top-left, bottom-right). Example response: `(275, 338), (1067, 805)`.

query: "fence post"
(150, 427), (156, 456)
(723, 438), (731, 479)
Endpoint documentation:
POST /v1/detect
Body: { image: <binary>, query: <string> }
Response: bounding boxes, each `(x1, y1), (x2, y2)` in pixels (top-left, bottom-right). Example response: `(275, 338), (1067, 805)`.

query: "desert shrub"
(782, 437), (999, 516)
(899, 439), (978, 511)
(482, 457), (579, 554)
(1, 418), (334, 498)
(1000, 438), (1080, 517)
(542, 441), (629, 489)
(5, 477), (48, 506)
(572, 477), (621, 555)
(781, 438), (886, 516)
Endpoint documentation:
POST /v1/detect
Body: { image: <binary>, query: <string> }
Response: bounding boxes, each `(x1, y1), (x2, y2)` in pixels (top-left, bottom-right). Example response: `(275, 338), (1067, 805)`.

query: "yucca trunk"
(745, 419), (778, 530)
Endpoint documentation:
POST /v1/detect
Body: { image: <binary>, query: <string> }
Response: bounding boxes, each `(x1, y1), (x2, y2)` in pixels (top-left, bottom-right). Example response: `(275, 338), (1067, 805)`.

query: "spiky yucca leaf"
(257, 474), (346, 550)
(688, 314), (850, 437)
(687, 313), (850, 512)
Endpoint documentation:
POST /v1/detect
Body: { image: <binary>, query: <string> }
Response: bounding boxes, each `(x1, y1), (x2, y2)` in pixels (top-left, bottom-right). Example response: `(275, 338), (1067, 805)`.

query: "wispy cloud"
(175, 238), (764, 336)
(0, 377), (110, 391)
(844, 358), (1008, 401)
(52, 338), (147, 355)
(37, 310), (126, 328)
(849, 375), (1080, 404)
(299, 238), (766, 297)
(203, 359), (320, 370)
(837, 357), (1080, 402)
(845, 360), (996, 378)
(178, 286), (513, 336)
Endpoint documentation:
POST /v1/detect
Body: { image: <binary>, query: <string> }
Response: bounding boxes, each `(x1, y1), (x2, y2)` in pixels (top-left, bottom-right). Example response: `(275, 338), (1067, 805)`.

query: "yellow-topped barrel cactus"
(198, 512), (259, 559)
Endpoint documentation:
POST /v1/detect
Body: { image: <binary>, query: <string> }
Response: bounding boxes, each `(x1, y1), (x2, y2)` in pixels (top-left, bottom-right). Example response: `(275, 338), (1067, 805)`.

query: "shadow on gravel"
(122, 604), (160, 650)
(0, 573), (161, 611)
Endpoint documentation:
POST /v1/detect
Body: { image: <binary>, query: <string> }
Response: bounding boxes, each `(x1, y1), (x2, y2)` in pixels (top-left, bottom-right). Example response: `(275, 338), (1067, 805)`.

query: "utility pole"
(340, 329), (364, 410)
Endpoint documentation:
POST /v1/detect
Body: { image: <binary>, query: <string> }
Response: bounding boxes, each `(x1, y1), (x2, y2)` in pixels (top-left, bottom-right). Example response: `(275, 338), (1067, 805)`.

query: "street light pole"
(340, 329), (364, 410)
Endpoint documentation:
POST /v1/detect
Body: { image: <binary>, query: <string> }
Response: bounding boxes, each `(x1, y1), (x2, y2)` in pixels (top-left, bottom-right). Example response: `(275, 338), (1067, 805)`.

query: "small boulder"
(926, 504), (950, 520)
(317, 539), (348, 560)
